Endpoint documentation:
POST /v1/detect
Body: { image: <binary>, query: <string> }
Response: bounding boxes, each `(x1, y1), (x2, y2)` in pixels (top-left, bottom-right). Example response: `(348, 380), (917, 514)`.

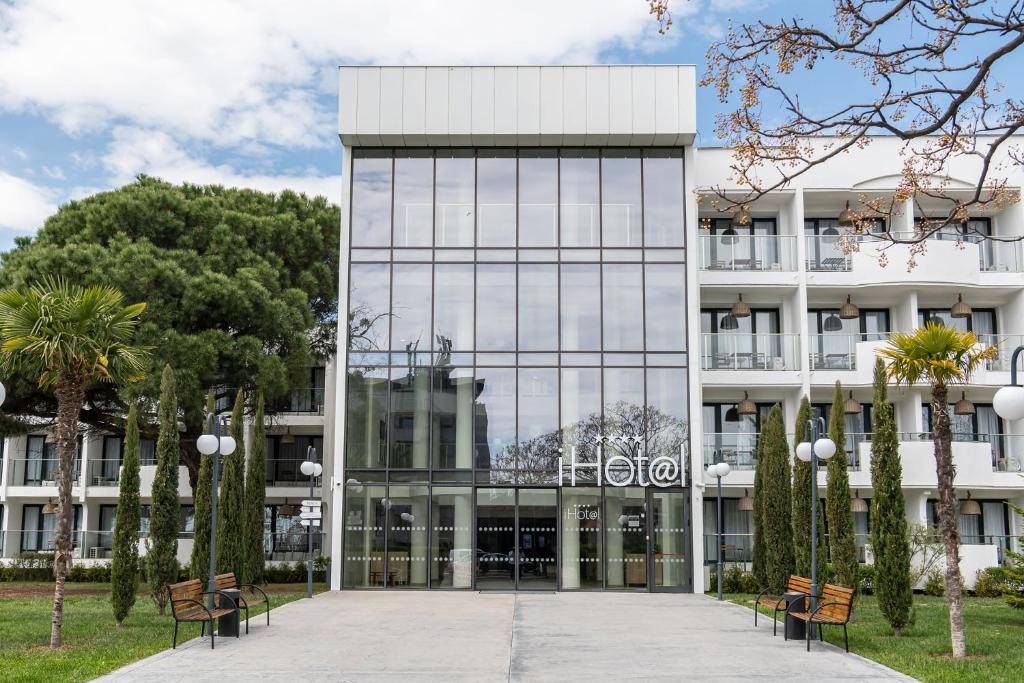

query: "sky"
(0, 0), (931, 251)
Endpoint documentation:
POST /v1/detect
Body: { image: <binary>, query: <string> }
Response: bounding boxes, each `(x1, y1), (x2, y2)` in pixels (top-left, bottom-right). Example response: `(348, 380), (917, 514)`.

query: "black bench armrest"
(809, 600), (851, 624)
(200, 590), (239, 611)
(239, 583), (270, 602)
(171, 598), (213, 620)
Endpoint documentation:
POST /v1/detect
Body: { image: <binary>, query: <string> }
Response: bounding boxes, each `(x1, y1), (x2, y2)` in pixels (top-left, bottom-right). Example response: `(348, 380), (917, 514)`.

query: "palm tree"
(877, 322), (997, 659)
(0, 278), (148, 649)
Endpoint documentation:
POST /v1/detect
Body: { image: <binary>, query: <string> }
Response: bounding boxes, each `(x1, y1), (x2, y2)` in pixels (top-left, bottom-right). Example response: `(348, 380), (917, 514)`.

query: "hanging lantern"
(280, 428), (296, 445)
(45, 430), (58, 444)
(838, 200), (856, 228)
(731, 205), (752, 228)
(738, 489), (755, 512)
(843, 391), (861, 415)
(731, 294), (751, 318)
(278, 500), (296, 516)
(719, 226), (739, 245)
(822, 313), (843, 332)
(737, 392), (757, 416)
(42, 500), (58, 515)
(839, 295), (860, 320)
(954, 391), (975, 415)
(850, 489), (868, 513)
(719, 313), (740, 330)
(724, 406), (739, 423)
(950, 293), (972, 319)
(959, 492), (981, 516)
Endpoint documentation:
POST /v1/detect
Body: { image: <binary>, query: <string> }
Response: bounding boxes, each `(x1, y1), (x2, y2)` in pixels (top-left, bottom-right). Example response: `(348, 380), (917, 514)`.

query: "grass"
(722, 592), (1024, 682)
(0, 582), (327, 683)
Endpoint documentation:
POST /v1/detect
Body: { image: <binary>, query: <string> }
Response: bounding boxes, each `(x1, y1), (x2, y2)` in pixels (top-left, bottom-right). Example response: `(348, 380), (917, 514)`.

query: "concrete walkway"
(97, 592), (914, 682)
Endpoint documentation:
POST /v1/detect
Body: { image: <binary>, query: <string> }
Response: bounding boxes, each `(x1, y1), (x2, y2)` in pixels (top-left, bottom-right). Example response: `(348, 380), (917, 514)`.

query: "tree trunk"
(50, 376), (86, 650)
(931, 384), (967, 659)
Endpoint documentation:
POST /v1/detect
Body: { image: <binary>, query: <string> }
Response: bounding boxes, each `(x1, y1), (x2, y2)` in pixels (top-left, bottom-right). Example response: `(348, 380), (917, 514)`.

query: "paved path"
(97, 592), (914, 682)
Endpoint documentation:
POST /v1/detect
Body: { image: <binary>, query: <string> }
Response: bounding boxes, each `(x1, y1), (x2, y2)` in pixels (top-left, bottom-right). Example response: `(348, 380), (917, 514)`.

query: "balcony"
(7, 458), (82, 487)
(266, 458), (326, 487)
(702, 533), (872, 565)
(702, 433), (758, 470)
(896, 432), (1024, 474)
(698, 234), (797, 272)
(86, 459), (122, 487)
(700, 333), (801, 371)
(264, 530), (322, 561)
(278, 387), (326, 415)
(808, 334), (889, 371)
(8, 530), (85, 556)
(979, 335), (1024, 372)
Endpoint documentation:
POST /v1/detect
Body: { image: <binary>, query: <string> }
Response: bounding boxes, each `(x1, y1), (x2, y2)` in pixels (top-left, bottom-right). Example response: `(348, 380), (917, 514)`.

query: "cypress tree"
(826, 380), (859, 590)
(217, 388), (246, 577)
(760, 404), (794, 593)
(1003, 505), (1024, 609)
(870, 358), (913, 634)
(792, 396), (825, 578)
(242, 390), (267, 585)
(752, 420), (767, 588)
(148, 365), (180, 615)
(189, 391), (215, 581)
(111, 404), (141, 626)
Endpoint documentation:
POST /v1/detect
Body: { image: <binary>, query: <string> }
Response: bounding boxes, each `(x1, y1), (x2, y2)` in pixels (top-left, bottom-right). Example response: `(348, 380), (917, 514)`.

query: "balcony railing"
(978, 334), (1024, 371)
(264, 530), (322, 561)
(10, 530), (85, 556)
(699, 234), (797, 272)
(8, 458), (82, 486)
(700, 333), (800, 371)
(703, 533), (872, 565)
(808, 333), (889, 371)
(897, 432), (1024, 472)
(86, 459), (122, 486)
(266, 458), (326, 486)
(805, 235), (854, 271)
(806, 232), (1024, 272)
(702, 433), (758, 470)
(277, 387), (325, 414)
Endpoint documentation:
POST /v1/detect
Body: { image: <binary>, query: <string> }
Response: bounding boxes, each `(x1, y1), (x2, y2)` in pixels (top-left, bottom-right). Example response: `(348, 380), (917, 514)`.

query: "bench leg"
(266, 601), (270, 626)
(843, 625), (849, 653)
(210, 619), (216, 649)
(201, 621), (205, 637)
(753, 602), (758, 627)
(243, 606), (249, 634)
(806, 620), (812, 652)
(173, 621), (179, 649)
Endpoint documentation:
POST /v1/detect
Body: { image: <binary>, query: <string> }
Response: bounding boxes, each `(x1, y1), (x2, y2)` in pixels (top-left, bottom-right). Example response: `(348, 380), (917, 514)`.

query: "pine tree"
(242, 390), (267, 585)
(869, 358), (914, 634)
(217, 388), (246, 577)
(792, 396), (826, 578)
(752, 420), (767, 588)
(148, 365), (180, 615)
(826, 380), (859, 591)
(759, 404), (795, 593)
(189, 391), (215, 581)
(111, 404), (141, 626)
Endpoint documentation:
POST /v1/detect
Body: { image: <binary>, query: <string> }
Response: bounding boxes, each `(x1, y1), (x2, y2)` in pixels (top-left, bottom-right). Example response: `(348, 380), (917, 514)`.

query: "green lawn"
(722, 593), (1024, 683)
(0, 582), (327, 683)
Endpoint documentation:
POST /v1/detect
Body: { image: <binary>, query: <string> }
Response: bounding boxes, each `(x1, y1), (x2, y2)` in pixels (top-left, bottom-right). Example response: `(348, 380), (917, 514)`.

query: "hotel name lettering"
(558, 436), (684, 488)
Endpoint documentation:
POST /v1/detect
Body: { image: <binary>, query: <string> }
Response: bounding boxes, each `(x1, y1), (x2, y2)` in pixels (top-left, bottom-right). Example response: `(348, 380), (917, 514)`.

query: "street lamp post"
(994, 345), (1024, 421)
(706, 461), (732, 601)
(299, 446), (322, 600)
(197, 413), (236, 610)
(795, 417), (836, 636)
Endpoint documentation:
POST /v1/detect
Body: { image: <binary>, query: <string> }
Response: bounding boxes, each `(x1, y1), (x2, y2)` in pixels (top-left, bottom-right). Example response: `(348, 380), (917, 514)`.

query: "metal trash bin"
(218, 588), (242, 638)
(783, 591), (806, 640)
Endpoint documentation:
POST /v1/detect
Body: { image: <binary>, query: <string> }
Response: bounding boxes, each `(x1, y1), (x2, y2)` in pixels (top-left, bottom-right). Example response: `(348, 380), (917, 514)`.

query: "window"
(918, 308), (996, 336)
(351, 151), (392, 247)
(21, 504), (81, 552)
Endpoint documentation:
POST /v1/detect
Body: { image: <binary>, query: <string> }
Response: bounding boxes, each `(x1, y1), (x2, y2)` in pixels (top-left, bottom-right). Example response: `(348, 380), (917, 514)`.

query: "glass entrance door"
(475, 488), (558, 590)
(649, 489), (690, 591)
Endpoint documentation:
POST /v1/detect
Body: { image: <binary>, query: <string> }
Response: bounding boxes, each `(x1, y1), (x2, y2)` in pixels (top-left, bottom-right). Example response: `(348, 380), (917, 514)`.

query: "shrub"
(68, 563), (112, 583)
(973, 568), (1004, 598)
(858, 564), (875, 596)
(923, 568), (945, 596)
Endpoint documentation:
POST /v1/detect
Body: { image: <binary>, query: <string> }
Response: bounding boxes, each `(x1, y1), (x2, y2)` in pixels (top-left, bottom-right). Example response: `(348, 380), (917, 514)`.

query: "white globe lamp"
(197, 433), (218, 455)
(716, 462), (731, 477)
(814, 437), (837, 460)
(993, 385), (1024, 421)
(219, 435), (237, 455)
(795, 441), (812, 462)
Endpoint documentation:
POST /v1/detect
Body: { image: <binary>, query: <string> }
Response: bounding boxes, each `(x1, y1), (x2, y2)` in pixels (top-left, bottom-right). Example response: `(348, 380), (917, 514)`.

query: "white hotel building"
(2, 65), (1022, 592)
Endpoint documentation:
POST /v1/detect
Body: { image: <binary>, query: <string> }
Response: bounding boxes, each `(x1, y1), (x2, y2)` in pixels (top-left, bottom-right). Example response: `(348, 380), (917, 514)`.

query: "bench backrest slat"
(819, 583), (854, 621)
(786, 576), (812, 594)
(215, 572), (238, 591)
(169, 579), (203, 609)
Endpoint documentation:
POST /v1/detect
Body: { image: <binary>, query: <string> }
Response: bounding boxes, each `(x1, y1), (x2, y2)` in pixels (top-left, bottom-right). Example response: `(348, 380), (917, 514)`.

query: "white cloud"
(0, 171), (58, 234)
(0, 1), (680, 149)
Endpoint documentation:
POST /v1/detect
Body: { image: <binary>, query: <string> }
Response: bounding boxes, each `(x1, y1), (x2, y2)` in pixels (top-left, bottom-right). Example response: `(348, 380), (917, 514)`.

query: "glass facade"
(343, 148), (691, 591)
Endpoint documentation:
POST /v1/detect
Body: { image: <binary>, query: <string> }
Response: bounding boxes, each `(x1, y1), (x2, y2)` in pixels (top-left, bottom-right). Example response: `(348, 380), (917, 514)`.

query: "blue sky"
(0, 0), (959, 251)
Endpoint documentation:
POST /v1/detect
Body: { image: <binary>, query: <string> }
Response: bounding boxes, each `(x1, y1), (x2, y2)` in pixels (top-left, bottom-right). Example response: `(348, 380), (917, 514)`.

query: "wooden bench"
(785, 582), (855, 651)
(167, 578), (239, 649)
(214, 572), (272, 630)
(754, 575), (812, 636)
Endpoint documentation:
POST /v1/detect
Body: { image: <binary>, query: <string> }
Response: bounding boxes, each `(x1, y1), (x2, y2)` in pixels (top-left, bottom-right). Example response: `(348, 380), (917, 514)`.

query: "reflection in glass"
(602, 153), (642, 247)
(644, 264), (686, 351)
(478, 153), (516, 247)
(476, 264), (516, 351)
(606, 487), (647, 589)
(560, 151), (600, 247)
(646, 368), (688, 474)
(561, 367), (601, 474)
(390, 367), (430, 468)
(642, 152), (685, 247)
(476, 488), (516, 588)
(603, 264), (644, 351)
(561, 487), (603, 589)
(652, 489), (688, 588)
(516, 368), (559, 477)
(348, 263), (390, 351)
(560, 264), (600, 351)
(344, 484), (386, 587)
(386, 484), (430, 588)
(604, 367), (645, 461)
(431, 487), (474, 588)
(345, 367), (388, 468)
(517, 489), (557, 589)
(435, 152), (475, 247)
(518, 264), (558, 351)
(432, 366), (475, 469)
(474, 368), (516, 475)
(393, 154), (433, 247)
(351, 156), (392, 247)
(391, 264), (432, 351)
(434, 264), (474, 351)
(519, 154), (558, 247)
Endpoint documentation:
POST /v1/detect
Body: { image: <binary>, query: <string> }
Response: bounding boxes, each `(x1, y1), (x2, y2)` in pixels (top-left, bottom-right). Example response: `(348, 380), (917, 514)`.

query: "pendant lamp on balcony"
(719, 313), (739, 331)
(959, 492), (981, 516)
(850, 489), (869, 513)
(719, 226), (739, 245)
(731, 205), (753, 228)
(843, 391), (862, 415)
(737, 392), (757, 416)
(822, 312), (844, 332)
(950, 293), (972, 319)
(838, 200), (856, 228)
(839, 295), (860, 320)
(281, 427), (296, 445)
(954, 391), (975, 415)
(279, 499), (297, 516)
(738, 488), (755, 512)
(42, 499), (58, 515)
(731, 293), (751, 318)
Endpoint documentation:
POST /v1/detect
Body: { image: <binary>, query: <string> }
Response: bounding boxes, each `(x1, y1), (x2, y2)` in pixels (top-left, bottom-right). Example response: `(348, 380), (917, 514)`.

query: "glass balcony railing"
(266, 459), (326, 486)
(8, 458), (82, 486)
(808, 333), (889, 370)
(700, 333), (800, 370)
(805, 234), (855, 271)
(703, 533), (754, 564)
(278, 387), (326, 414)
(699, 234), (797, 272)
(806, 232), (1023, 272)
(264, 530), (323, 561)
(12, 530), (85, 556)
(702, 433), (759, 470)
(977, 335), (1024, 371)
(86, 460), (122, 486)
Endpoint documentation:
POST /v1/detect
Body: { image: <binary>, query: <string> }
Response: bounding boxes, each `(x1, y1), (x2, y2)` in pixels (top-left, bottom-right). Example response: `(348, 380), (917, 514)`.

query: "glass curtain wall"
(344, 148), (689, 590)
